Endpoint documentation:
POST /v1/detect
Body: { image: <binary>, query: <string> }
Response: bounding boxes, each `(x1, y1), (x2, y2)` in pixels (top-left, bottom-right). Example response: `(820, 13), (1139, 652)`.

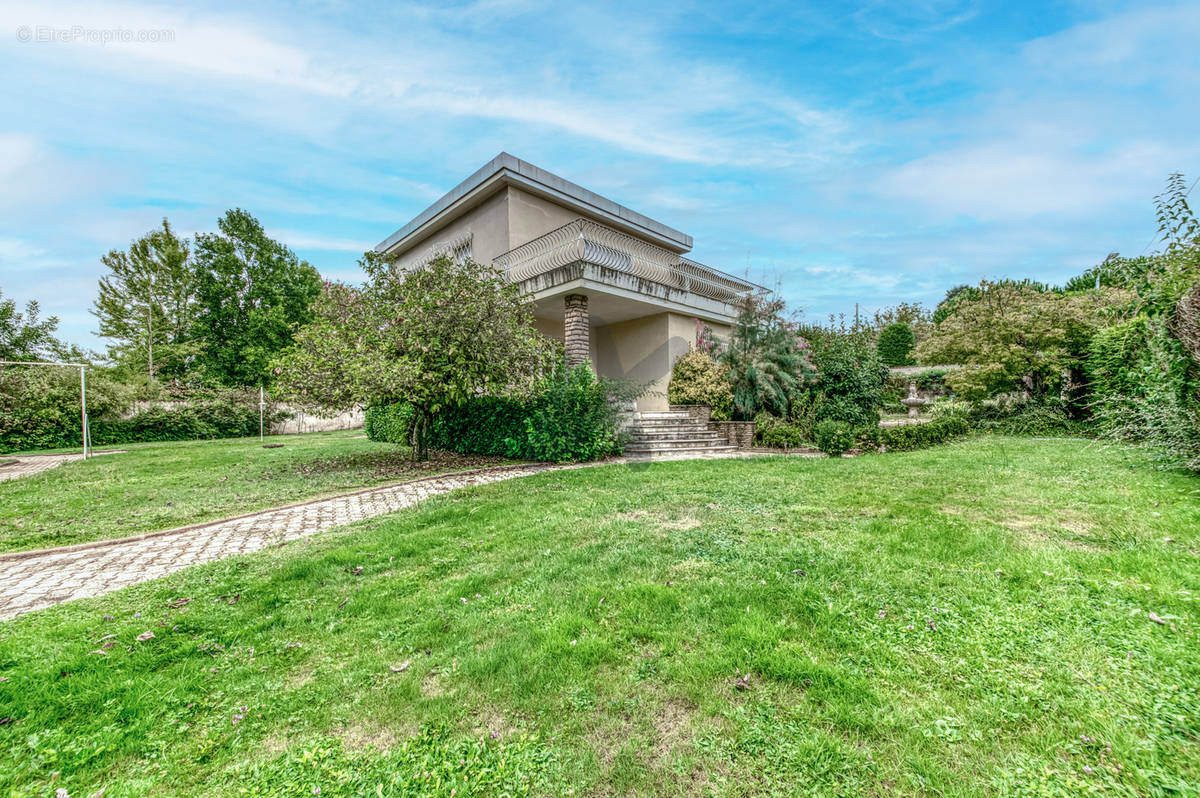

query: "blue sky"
(2, 0), (1197, 350)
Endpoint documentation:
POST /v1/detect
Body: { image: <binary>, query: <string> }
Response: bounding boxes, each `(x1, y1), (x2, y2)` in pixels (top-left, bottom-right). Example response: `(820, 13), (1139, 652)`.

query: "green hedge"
(364, 402), (415, 445)
(880, 415), (969, 452)
(0, 366), (284, 452)
(367, 365), (626, 463)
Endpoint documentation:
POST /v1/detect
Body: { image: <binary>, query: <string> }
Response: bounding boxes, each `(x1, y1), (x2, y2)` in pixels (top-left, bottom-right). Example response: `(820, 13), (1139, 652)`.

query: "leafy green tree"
(807, 330), (887, 428)
(932, 285), (978, 325)
(274, 254), (551, 459)
(716, 293), (813, 420)
(876, 322), (915, 366)
(0, 287), (74, 361)
(918, 280), (1131, 399)
(192, 210), (322, 387)
(93, 219), (196, 379)
(871, 302), (931, 344)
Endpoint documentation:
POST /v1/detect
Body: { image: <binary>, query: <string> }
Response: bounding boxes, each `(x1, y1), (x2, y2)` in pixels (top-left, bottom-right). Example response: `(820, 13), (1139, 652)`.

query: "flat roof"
(375, 152), (693, 255)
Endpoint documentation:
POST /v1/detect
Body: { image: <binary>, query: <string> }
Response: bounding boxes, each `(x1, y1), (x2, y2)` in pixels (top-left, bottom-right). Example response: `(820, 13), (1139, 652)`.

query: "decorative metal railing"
(493, 219), (758, 303)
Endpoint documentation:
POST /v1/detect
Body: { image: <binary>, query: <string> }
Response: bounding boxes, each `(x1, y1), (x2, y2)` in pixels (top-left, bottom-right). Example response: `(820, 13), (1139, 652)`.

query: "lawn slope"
(0, 430), (510, 553)
(1, 436), (1197, 796)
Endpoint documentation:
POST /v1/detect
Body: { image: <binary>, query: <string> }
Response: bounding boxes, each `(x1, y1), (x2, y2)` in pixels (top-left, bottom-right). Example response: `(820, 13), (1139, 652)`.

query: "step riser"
(625, 448), (736, 456)
(631, 419), (707, 427)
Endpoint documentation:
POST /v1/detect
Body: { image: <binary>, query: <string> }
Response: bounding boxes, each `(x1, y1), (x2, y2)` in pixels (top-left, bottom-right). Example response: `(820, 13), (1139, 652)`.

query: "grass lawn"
(1, 436), (1198, 796)
(0, 430), (513, 553)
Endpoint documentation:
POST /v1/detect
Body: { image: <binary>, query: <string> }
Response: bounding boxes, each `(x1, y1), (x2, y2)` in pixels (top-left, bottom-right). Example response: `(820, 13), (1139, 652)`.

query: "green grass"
(0, 430), (513, 553)
(1, 436), (1198, 796)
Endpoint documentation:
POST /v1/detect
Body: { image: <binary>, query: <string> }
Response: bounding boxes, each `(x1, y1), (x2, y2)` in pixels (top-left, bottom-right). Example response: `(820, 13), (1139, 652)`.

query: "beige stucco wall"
(506, 188), (583, 251)
(589, 311), (728, 410)
(394, 189), (511, 270)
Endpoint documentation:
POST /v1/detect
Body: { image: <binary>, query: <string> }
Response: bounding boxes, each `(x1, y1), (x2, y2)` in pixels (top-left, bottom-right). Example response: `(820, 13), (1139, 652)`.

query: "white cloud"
(0, 236), (45, 262)
(0, 0), (853, 168)
(872, 4), (1200, 223)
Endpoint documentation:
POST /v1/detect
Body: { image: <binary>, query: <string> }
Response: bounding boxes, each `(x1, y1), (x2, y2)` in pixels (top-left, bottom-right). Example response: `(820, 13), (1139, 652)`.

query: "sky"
(1, 0), (1198, 351)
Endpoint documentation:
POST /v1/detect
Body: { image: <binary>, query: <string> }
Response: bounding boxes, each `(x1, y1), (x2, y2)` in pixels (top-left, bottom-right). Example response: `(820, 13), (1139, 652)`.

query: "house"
(375, 153), (761, 410)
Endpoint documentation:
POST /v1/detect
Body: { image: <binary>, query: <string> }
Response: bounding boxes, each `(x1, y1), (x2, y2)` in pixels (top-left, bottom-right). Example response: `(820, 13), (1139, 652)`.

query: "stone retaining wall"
(708, 420), (755, 449)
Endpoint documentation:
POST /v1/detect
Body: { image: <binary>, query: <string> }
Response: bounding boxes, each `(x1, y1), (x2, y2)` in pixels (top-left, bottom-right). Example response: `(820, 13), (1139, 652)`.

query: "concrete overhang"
(374, 153), (694, 257)
(520, 262), (740, 327)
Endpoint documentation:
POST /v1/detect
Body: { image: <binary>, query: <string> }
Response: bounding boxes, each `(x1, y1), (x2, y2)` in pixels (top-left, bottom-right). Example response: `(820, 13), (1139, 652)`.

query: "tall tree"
(92, 219), (196, 379)
(0, 287), (71, 361)
(192, 209), (322, 387)
(918, 280), (1132, 399)
(274, 254), (551, 459)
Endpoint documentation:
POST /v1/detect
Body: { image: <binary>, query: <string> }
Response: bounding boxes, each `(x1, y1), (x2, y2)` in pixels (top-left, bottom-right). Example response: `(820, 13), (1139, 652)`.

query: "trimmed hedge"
(880, 415), (969, 452)
(368, 365), (626, 463)
(364, 401), (415, 445)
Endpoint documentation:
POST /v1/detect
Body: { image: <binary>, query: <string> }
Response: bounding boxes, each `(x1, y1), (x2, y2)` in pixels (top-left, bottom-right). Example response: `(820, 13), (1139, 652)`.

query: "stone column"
(564, 294), (590, 367)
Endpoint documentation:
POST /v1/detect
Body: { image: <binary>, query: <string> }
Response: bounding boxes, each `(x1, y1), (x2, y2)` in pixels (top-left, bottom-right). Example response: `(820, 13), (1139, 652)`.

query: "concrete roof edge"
(374, 153), (693, 255)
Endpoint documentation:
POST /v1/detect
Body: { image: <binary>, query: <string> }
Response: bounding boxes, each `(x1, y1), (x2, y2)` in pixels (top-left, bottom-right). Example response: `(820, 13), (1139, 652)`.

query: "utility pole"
(147, 269), (154, 381)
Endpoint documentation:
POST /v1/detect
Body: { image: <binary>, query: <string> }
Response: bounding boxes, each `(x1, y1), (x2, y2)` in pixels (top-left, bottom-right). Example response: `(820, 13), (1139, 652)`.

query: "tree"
(918, 280), (1131, 399)
(0, 287), (72, 361)
(871, 302), (931, 344)
(274, 254), (552, 459)
(192, 209), (322, 387)
(876, 322), (915, 366)
(93, 219), (196, 379)
(807, 328), (887, 428)
(716, 293), (813, 419)
(932, 285), (978, 325)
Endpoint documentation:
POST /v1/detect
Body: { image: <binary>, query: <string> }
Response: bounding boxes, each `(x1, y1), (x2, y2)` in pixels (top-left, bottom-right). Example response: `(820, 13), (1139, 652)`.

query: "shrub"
(759, 422), (805, 449)
(877, 322), (915, 366)
(364, 401), (415, 445)
(961, 398), (1084, 437)
(809, 334), (887, 429)
(880, 416), (969, 452)
(523, 365), (622, 462)
(0, 368), (281, 452)
(668, 349), (733, 421)
(813, 419), (854, 456)
(425, 364), (627, 463)
(426, 396), (528, 458)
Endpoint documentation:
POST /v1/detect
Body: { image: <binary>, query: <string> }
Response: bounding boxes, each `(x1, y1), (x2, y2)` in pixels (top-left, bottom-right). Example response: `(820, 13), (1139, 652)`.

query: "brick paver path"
(0, 451), (121, 482)
(0, 464), (557, 620)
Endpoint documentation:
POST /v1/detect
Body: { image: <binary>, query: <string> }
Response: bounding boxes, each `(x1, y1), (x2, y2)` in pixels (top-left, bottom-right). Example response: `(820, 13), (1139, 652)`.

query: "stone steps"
(624, 410), (737, 459)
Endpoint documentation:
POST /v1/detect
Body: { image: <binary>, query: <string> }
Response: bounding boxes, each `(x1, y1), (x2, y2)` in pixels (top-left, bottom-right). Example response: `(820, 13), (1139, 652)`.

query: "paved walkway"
(0, 464), (557, 620)
(0, 450), (123, 482)
(0, 448), (819, 621)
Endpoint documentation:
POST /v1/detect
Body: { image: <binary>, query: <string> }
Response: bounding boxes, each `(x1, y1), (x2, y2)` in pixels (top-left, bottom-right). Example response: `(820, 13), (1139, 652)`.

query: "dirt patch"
(287, 668), (313, 689)
(333, 717), (415, 752)
(942, 504), (1105, 551)
(422, 670), (453, 698)
(260, 733), (291, 754)
(272, 450), (513, 482)
(651, 699), (695, 759)
(616, 509), (701, 532)
(659, 517), (701, 531)
(468, 707), (519, 739)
